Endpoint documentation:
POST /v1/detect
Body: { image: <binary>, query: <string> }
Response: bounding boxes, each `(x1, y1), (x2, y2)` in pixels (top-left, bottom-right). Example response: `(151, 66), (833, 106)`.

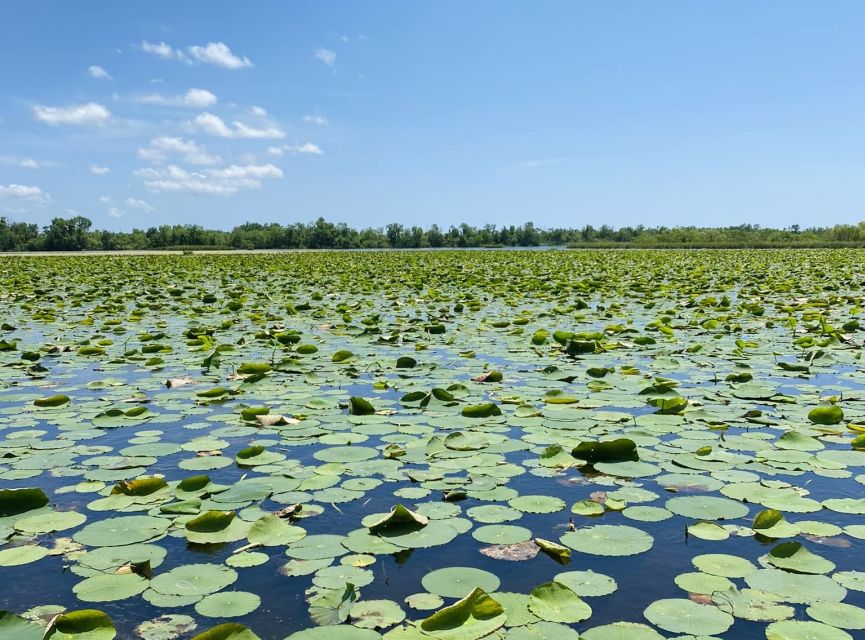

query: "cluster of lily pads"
(1, 250), (865, 639)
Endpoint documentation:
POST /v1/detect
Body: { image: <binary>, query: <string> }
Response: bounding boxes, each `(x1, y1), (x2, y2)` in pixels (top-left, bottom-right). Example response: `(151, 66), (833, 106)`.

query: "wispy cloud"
(193, 112), (284, 139)
(268, 143), (323, 156)
(303, 114), (329, 125)
(314, 47), (336, 67)
(88, 65), (112, 80)
(139, 40), (252, 69)
(125, 197), (155, 212)
(136, 88), (218, 108)
(33, 102), (111, 126)
(188, 42), (252, 69)
(90, 165), (111, 175)
(138, 136), (222, 165)
(0, 155), (53, 169)
(136, 163), (282, 195)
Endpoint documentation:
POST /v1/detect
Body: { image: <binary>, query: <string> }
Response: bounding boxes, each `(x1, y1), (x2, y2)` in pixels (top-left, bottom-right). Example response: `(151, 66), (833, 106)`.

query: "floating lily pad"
(643, 598), (734, 635)
(560, 525), (653, 556)
(422, 567), (501, 598)
(528, 581), (591, 623)
(194, 592), (261, 618)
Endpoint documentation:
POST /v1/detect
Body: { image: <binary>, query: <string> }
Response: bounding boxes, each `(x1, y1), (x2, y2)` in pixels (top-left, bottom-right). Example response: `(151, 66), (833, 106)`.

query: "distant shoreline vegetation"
(2, 215), (865, 252)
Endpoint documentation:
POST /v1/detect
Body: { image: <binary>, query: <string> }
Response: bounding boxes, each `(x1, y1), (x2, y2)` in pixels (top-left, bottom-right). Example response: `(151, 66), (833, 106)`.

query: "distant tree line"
(2, 215), (865, 252)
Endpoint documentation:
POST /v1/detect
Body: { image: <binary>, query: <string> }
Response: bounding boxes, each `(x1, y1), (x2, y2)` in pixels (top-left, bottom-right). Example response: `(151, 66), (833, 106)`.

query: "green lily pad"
(44, 609), (116, 640)
(643, 598), (733, 635)
(422, 567), (501, 598)
(527, 581), (591, 623)
(420, 587), (506, 640)
(765, 620), (852, 640)
(560, 525), (653, 556)
(195, 592), (261, 618)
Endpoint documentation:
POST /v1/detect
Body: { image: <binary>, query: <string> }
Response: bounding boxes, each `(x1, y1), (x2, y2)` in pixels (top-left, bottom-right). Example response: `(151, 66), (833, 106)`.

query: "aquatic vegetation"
(0, 249), (864, 638)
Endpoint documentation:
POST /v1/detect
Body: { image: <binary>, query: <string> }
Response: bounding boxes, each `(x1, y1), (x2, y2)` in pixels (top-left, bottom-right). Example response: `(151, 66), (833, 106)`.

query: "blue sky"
(1, 1), (864, 231)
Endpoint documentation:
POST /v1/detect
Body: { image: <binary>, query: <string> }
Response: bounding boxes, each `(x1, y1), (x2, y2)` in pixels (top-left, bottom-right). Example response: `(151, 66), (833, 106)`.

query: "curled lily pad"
(366, 504), (428, 532)
(34, 395), (70, 407)
(0, 487), (49, 517)
(808, 405), (844, 425)
(764, 541), (835, 574)
(572, 439), (638, 464)
(44, 609), (116, 640)
(189, 623), (262, 639)
(420, 587), (506, 640)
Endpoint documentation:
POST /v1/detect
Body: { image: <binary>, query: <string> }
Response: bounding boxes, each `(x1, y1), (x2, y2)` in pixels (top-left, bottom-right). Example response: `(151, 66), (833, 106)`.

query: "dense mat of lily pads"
(1, 249), (865, 640)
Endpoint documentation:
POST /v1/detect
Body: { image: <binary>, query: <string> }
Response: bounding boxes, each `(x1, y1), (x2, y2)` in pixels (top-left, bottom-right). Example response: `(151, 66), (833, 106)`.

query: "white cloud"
(90, 165), (111, 175)
(303, 114), (329, 125)
(108, 207), (124, 218)
(268, 143), (323, 156)
(193, 112), (233, 137)
(249, 106), (267, 117)
(88, 65), (112, 80)
(33, 102), (111, 126)
(137, 88), (218, 108)
(136, 163), (282, 196)
(141, 40), (179, 60)
(125, 197), (154, 212)
(207, 164), (283, 179)
(187, 42), (252, 69)
(232, 121), (286, 139)
(314, 47), (336, 67)
(138, 136), (222, 165)
(0, 184), (50, 204)
(193, 112), (284, 139)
